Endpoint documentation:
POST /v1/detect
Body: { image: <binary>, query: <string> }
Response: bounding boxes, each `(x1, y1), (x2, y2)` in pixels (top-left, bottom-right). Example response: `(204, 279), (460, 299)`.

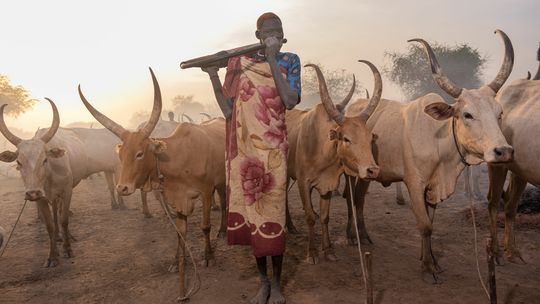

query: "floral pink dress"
(223, 53), (300, 257)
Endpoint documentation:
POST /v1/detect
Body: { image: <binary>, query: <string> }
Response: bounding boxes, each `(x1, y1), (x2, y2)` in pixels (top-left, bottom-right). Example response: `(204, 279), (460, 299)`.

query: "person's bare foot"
(268, 281), (286, 304)
(250, 281), (270, 304)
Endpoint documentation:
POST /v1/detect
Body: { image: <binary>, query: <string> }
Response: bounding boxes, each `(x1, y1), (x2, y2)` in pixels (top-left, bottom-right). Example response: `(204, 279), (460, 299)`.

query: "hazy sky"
(1, 0), (538, 133)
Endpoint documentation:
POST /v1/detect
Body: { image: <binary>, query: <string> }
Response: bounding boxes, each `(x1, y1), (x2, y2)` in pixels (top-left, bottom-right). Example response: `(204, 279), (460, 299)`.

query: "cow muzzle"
(490, 145), (514, 163)
(25, 189), (44, 201)
(358, 165), (380, 180)
(116, 184), (135, 196)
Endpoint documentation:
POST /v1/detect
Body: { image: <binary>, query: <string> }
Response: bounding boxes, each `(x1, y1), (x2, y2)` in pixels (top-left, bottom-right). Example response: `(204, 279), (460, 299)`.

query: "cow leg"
(320, 192), (337, 261)
(298, 179), (319, 264)
(396, 182), (406, 205)
(487, 164), (507, 264)
(345, 178), (372, 245)
(407, 183), (440, 283)
(139, 191), (152, 218)
(211, 192), (220, 211)
(285, 178), (298, 234)
(51, 198), (61, 242)
(472, 166), (483, 201)
(503, 173), (527, 264)
(60, 190), (74, 258)
(38, 199), (59, 267)
(176, 214), (188, 301)
(200, 192), (215, 267)
(105, 171), (120, 210)
(216, 186), (227, 238)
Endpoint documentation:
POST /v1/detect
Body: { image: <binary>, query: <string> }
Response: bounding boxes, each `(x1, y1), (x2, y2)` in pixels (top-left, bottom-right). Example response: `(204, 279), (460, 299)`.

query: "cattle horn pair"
(409, 29), (514, 97)
(0, 98), (60, 146)
(304, 64), (356, 125)
(79, 67), (162, 139)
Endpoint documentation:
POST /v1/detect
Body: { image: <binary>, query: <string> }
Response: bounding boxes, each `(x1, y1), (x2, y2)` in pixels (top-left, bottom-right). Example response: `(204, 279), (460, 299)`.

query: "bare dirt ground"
(1, 167), (539, 304)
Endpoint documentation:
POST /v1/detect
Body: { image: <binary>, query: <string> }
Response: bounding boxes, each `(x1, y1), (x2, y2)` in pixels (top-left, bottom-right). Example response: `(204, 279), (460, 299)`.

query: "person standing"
(202, 12), (300, 304)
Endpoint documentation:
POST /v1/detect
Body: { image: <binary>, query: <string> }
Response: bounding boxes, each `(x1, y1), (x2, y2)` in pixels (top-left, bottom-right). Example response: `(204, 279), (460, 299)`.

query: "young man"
(202, 12), (300, 304)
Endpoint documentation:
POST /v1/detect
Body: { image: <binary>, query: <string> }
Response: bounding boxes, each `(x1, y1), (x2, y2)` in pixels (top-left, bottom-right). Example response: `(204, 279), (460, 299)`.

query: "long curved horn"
(408, 38), (463, 98)
(0, 105), (22, 146)
(78, 85), (127, 139)
(365, 89), (370, 99)
(335, 75), (356, 113)
(487, 30), (514, 93)
(40, 98), (60, 143)
(139, 67), (162, 138)
(182, 113), (194, 123)
(526, 71), (531, 80)
(304, 64), (344, 125)
(357, 60), (383, 121)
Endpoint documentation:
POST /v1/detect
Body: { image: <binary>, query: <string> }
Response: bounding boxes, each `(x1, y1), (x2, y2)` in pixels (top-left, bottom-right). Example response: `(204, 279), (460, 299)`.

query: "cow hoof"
(176, 296), (190, 303)
(396, 197), (406, 205)
(63, 248), (74, 258)
(118, 204), (128, 210)
(306, 255), (319, 265)
(506, 251), (526, 265)
(144, 213), (153, 219)
(347, 237), (357, 246)
(216, 231), (227, 239)
(111, 203), (119, 210)
(324, 252), (338, 262)
(201, 258), (216, 267)
(360, 235), (373, 245)
(168, 264), (179, 273)
(44, 258), (59, 268)
(421, 271), (443, 285)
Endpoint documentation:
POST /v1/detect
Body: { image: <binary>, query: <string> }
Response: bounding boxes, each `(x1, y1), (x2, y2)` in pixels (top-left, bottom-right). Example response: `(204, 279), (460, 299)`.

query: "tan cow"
(78, 68), (226, 299)
(286, 61), (382, 263)
(487, 45), (540, 263)
(344, 30), (514, 282)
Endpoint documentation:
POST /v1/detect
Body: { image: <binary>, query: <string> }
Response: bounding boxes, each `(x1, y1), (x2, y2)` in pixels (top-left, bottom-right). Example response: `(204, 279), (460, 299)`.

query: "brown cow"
(78, 68), (226, 300)
(286, 61), (382, 263)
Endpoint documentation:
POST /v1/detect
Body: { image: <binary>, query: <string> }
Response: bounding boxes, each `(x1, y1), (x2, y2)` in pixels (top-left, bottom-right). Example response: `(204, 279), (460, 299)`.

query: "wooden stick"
(365, 251), (373, 304)
(486, 238), (497, 304)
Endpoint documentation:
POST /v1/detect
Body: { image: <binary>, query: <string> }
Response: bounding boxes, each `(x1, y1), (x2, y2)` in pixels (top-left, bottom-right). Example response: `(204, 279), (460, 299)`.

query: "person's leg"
(268, 255), (286, 304)
(251, 256), (271, 304)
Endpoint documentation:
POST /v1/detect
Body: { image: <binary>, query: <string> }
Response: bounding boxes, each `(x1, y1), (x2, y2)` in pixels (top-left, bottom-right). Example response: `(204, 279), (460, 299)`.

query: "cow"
(135, 118), (179, 218)
(285, 61), (382, 263)
(78, 68), (227, 299)
(487, 44), (540, 264)
(344, 30), (514, 282)
(0, 99), (133, 267)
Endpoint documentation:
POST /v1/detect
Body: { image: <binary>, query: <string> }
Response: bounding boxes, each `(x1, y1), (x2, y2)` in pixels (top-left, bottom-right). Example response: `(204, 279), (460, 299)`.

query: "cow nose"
(366, 166), (380, 179)
(493, 146), (514, 163)
(25, 190), (43, 201)
(116, 184), (130, 196)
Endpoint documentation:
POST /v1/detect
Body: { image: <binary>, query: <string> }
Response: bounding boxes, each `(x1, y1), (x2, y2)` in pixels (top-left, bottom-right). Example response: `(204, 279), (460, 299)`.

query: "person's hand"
(201, 66), (219, 76)
(264, 37), (281, 59)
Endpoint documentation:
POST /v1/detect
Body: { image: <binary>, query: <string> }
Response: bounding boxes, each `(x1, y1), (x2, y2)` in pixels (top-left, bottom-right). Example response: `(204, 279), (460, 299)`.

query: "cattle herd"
(0, 29), (539, 302)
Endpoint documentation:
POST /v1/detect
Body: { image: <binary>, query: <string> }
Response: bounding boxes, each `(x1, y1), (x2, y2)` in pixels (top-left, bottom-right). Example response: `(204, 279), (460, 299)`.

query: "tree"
(385, 42), (486, 103)
(301, 63), (360, 109)
(0, 75), (36, 116)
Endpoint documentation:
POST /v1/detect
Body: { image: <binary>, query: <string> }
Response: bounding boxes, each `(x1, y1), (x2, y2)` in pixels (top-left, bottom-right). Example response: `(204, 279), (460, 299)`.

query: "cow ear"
(329, 129), (338, 140)
(46, 148), (65, 158)
(150, 140), (167, 154)
(424, 102), (455, 120)
(115, 144), (122, 154)
(0, 150), (18, 163)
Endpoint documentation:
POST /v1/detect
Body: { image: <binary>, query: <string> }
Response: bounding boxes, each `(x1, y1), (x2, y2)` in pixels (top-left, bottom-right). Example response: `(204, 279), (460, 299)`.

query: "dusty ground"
(0, 167), (539, 304)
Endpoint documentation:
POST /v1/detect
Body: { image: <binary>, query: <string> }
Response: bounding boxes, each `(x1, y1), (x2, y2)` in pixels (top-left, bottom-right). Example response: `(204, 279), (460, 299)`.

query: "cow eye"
(135, 151), (144, 159)
(43, 158), (48, 165)
(343, 137), (351, 143)
(463, 112), (474, 120)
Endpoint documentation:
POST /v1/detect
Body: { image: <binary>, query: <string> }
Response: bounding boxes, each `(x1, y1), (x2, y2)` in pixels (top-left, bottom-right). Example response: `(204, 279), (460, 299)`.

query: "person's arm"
(265, 37), (300, 110)
(201, 66), (234, 119)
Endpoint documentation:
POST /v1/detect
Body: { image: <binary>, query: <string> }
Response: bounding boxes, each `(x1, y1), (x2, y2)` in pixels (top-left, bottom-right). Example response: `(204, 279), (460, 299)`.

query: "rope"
(465, 166), (490, 300)
(0, 200), (28, 258)
(347, 175), (368, 295)
(154, 158), (200, 301)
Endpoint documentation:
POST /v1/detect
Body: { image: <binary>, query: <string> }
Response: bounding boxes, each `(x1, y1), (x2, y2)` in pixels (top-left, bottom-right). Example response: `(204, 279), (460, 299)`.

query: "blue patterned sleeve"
(287, 53), (301, 98)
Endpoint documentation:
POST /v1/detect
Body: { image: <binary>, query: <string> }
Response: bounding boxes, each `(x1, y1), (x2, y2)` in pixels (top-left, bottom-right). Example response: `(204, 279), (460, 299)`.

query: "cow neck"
(154, 156), (165, 190)
(452, 117), (470, 167)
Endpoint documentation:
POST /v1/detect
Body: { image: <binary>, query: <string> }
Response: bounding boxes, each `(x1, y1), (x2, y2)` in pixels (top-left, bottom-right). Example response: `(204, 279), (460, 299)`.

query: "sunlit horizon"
(1, 0), (538, 134)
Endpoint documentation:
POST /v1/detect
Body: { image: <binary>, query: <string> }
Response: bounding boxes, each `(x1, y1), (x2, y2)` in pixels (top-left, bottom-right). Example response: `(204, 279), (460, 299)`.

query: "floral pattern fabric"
(225, 54), (296, 257)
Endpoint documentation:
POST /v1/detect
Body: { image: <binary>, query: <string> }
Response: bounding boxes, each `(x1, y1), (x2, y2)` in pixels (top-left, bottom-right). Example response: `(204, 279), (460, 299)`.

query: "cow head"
(0, 99), (63, 201)
(79, 68), (163, 196)
(306, 62), (381, 180)
(412, 30), (514, 164)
